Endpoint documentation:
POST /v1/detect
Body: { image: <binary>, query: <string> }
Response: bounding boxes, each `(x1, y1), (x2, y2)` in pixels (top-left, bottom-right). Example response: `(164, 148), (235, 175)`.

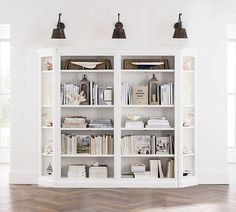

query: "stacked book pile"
(61, 134), (113, 155)
(125, 120), (144, 129)
(160, 83), (174, 105)
(68, 164), (86, 178)
(62, 116), (87, 128)
(130, 163), (151, 179)
(145, 116), (171, 128)
(121, 83), (132, 105)
(88, 119), (113, 128)
(150, 159), (174, 178)
(89, 165), (108, 178)
(121, 135), (174, 155)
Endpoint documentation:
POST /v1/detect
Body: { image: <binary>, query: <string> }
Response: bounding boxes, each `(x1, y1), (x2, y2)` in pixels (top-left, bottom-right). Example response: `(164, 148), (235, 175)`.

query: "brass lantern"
(78, 74), (90, 105)
(148, 74), (159, 105)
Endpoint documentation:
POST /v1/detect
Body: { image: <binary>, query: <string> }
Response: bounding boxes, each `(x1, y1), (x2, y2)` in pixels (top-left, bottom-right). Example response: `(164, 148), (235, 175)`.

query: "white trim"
(228, 148), (236, 163)
(198, 172), (229, 184)
(9, 171), (38, 184)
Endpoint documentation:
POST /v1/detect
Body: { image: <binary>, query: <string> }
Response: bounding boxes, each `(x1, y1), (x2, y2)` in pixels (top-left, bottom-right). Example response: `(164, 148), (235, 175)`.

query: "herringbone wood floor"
(0, 184), (235, 212)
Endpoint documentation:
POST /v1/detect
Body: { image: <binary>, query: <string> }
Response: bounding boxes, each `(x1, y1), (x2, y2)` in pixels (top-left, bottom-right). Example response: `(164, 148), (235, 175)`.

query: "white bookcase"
(38, 47), (197, 188)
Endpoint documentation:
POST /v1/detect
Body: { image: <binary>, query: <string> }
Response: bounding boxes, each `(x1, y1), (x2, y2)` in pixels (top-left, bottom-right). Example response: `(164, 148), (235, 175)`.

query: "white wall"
(9, 0), (234, 183)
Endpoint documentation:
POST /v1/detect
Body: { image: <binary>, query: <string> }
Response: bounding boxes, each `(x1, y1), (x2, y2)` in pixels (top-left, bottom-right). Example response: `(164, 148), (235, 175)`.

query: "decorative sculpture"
(65, 90), (87, 105)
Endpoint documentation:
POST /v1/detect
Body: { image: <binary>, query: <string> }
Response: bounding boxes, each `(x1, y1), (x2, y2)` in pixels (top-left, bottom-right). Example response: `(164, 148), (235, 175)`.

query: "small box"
(131, 163), (145, 173)
(89, 166), (108, 178)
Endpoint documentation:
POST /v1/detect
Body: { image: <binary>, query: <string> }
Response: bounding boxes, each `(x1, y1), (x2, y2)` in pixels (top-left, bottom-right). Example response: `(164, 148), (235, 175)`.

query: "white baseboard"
(9, 171), (229, 185)
(198, 172), (229, 184)
(9, 171), (38, 184)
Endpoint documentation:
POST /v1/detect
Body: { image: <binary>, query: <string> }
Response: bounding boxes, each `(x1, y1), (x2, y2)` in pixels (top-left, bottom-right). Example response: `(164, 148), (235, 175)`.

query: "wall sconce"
(112, 13), (126, 39)
(173, 13), (187, 38)
(51, 13), (66, 39)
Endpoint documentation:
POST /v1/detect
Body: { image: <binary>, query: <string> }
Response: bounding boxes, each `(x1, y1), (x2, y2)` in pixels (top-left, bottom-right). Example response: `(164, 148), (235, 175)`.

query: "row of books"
(121, 135), (174, 155)
(61, 82), (113, 105)
(160, 83), (174, 105)
(89, 83), (113, 105)
(121, 83), (174, 105)
(61, 134), (113, 155)
(150, 159), (174, 178)
(121, 83), (132, 105)
(61, 83), (80, 105)
(127, 159), (174, 179)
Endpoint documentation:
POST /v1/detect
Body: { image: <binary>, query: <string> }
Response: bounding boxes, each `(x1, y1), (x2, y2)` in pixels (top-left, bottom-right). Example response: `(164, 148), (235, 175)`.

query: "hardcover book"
(134, 136), (151, 154)
(156, 137), (170, 154)
(77, 136), (90, 154)
(132, 86), (148, 105)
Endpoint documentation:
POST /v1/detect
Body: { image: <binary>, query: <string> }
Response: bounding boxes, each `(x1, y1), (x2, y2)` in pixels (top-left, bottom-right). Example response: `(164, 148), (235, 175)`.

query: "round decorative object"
(148, 74), (159, 105)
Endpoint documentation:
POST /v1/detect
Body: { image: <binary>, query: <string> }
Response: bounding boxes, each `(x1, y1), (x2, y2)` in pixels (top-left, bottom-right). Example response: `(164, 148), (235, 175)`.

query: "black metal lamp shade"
(112, 13), (126, 39)
(51, 13), (66, 39)
(173, 13), (187, 38)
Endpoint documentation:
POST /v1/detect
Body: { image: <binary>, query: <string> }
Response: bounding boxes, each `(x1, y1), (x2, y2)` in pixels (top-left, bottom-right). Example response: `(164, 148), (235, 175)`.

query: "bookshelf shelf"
(61, 128), (114, 131)
(61, 105), (114, 108)
(61, 154), (114, 158)
(121, 105), (174, 108)
(121, 154), (175, 158)
(61, 69), (114, 73)
(121, 128), (175, 131)
(42, 70), (53, 74)
(182, 153), (194, 157)
(41, 153), (53, 157)
(39, 47), (197, 188)
(183, 126), (194, 129)
(183, 70), (194, 73)
(121, 69), (175, 73)
(41, 126), (53, 129)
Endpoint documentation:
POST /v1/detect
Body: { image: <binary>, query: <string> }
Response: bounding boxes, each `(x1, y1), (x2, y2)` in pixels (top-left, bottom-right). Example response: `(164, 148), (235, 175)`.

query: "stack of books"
(145, 117), (171, 128)
(121, 135), (174, 155)
(88, 119), (113, 128)
(125, 120), (144, 128)
(61, 134), (113, 155)
(130, 163), (151, 179)
(121, 83), (132, 105)
(68, 164), (86, 178)
(62, 116), (87, 128)
(89, 165), (108, 178)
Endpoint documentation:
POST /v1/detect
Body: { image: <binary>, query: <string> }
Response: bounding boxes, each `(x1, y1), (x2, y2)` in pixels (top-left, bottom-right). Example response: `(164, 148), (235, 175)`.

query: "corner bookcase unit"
(38, 47), (197, 188)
